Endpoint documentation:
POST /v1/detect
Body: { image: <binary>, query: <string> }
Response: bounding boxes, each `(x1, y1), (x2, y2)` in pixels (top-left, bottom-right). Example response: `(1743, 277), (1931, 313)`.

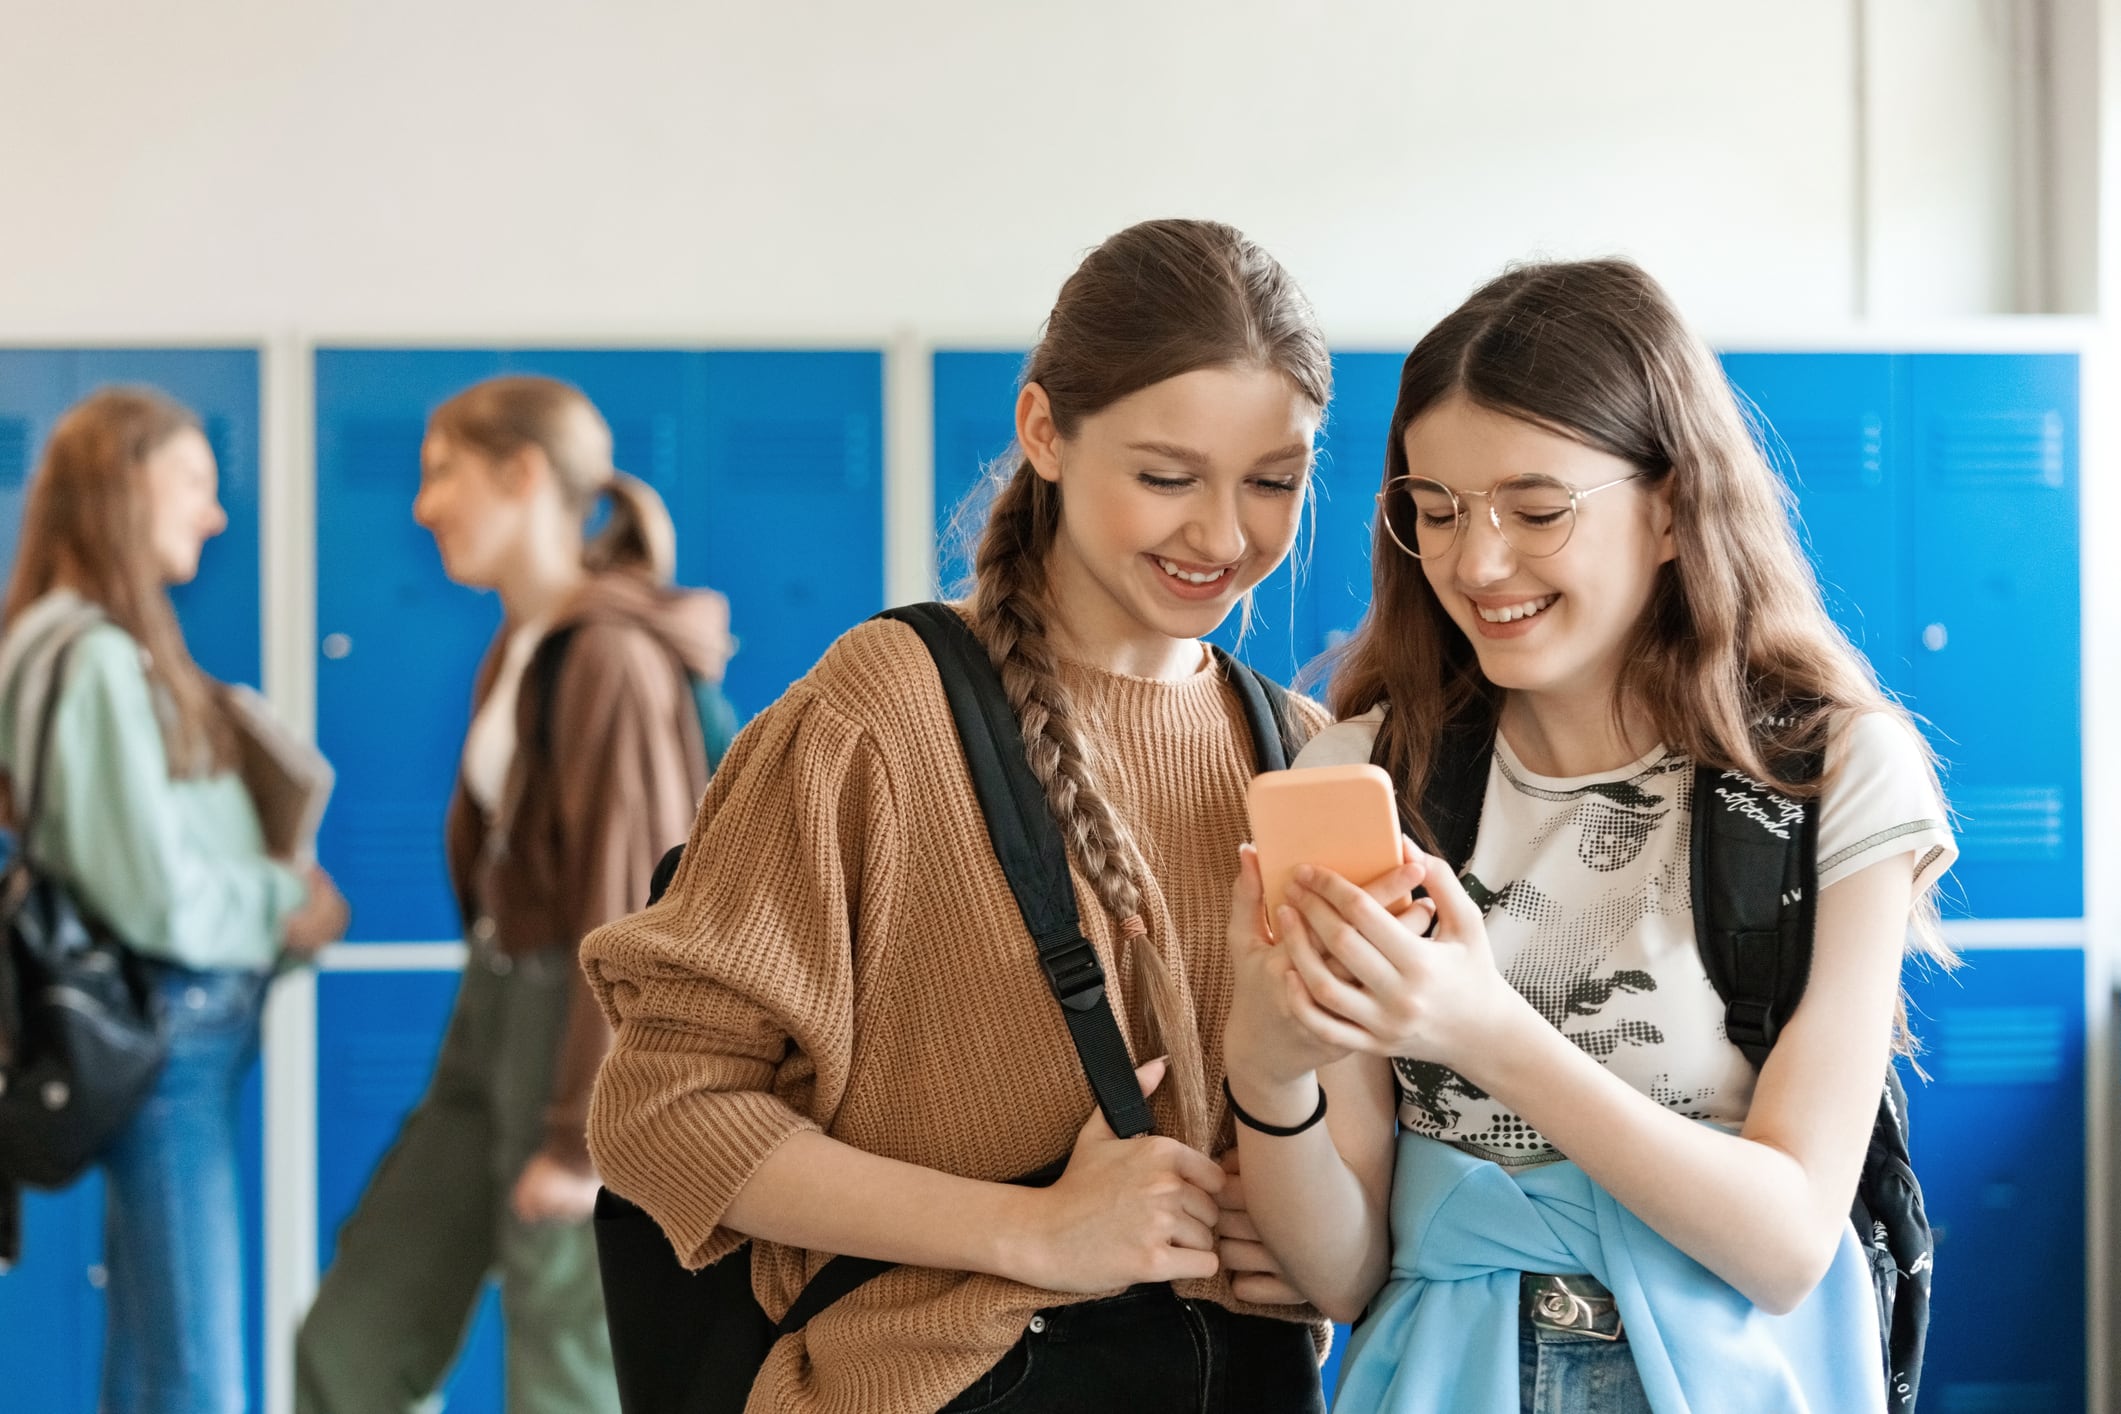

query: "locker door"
(1901, 354), (2080, 919)
(316, 971), (504, 1411)
(1310, 352), (1403, 665)
(0, 347), (267, 1405)
(932, 351), (1026, 598)
(1902, 946), (2085, 1413)
(316, 348), (742, 942)
(1718, 353), (1905, 676)
(314, 349), (507, 943)
(700, 352), (885, 716)
(0, 352), (82, 601)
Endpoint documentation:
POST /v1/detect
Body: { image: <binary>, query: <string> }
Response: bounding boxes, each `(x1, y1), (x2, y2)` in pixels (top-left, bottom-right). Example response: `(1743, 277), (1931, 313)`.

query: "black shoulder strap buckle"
(1034, 926), (1107, 1011)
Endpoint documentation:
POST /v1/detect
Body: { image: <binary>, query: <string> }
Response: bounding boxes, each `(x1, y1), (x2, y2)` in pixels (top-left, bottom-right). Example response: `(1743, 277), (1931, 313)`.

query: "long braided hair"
(965, 219), (1331, 1141)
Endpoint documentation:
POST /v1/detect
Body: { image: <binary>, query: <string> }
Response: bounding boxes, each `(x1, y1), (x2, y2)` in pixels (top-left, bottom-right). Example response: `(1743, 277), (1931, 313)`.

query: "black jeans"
(938, 1283), (1325, 1414)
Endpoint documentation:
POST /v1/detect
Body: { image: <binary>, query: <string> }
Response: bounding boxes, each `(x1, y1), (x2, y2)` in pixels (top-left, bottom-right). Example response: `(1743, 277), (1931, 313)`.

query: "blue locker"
(932, 351), (1026, 597)
(1901, 947), (2086, 1414)
(1904, 355), (2081, 919)
(0, 348), (262, 686)
(0, 347), (268, 1405)
(1309, 352), (1403, 663)
(314, 348), (726, 942)
(1718, 353), (1906, 669)
(698, 351), (885, 718)
(315, 348), (509, 943)
(317, 970), (504, 1410)
(1721, 352), (2081, 921)
(316, 348), (886, 944)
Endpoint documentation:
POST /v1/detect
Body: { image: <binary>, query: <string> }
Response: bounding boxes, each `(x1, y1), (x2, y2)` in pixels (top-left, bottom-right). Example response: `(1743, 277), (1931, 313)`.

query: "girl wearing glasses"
(1223, 260), (1954, 1412)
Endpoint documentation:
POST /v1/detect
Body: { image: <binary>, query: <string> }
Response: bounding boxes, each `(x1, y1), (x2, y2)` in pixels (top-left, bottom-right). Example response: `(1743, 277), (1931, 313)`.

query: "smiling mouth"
(1155, 556), (1234, 586)
(1475, 593), (1558, 624)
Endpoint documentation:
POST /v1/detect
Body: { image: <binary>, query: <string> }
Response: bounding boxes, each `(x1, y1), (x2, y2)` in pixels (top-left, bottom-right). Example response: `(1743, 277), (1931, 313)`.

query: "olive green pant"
(296, 944), (618, 1414)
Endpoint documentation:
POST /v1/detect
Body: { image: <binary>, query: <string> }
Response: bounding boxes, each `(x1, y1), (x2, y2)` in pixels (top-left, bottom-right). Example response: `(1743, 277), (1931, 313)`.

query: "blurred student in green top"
(0, 386), (348, 1414)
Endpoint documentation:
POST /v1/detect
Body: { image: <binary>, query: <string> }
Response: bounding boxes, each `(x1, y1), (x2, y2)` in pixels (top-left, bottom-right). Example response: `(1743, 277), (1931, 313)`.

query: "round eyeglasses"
(1375, 471), (1647, 560)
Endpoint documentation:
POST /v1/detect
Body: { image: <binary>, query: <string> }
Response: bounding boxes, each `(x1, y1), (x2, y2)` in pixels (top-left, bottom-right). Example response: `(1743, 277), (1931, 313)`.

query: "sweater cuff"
(589, 1084), (820, 1270)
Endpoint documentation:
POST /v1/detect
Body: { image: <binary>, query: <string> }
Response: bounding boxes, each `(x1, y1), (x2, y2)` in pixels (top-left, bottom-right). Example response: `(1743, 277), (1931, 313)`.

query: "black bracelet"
(1223, 1076), (1328, 1137)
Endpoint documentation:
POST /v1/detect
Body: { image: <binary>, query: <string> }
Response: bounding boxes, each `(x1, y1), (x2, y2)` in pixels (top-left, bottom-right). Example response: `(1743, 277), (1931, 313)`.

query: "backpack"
(591, 601), (1298, 1414)
(0, 610), (169, 1271)
(1414, 708), (1931, 1411)
(532, 622), (741, 774)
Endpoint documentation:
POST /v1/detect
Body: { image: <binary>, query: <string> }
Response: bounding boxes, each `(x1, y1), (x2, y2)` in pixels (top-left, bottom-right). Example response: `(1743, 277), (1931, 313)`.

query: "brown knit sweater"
(581, 614), (1329, 1414)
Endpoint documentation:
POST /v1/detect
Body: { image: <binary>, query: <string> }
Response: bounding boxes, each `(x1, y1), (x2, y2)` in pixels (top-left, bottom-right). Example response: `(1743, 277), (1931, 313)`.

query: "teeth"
(1157, 557), (1229, 585)
(1477, 594), (1557, 624)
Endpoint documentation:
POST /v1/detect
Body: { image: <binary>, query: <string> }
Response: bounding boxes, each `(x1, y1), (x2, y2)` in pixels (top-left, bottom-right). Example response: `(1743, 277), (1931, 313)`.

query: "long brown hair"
(966, 219), (1332, 1139)
(428, 375), (676, 583)
(1331, 258), (1952, 987)
(4, 387), (233, 775)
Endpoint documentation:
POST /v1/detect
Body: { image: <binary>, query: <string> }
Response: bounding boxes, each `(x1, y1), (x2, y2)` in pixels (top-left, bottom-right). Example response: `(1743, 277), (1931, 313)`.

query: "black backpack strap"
(528, 623), (584, 762)
(875, 602), (1153, 1140)
(1409, 708), (1497, 869)
(1206, 648), (1297, 773)
(1689, 744), (1823, 1068)
(646, 842), (686, 908)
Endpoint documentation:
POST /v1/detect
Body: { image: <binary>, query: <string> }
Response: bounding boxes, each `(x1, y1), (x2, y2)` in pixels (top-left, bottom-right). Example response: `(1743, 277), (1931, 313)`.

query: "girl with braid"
(581, 219), (1375, 1413)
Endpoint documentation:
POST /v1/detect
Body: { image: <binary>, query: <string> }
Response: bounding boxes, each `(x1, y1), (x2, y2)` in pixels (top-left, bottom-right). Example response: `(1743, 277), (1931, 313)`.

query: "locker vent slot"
(720, 418), (871, 491)
(0, 418), (31, 490)
(1934, 1380), (2064, 1413)
(1929, 411), (2065, 488)
(334, 420), (427, 488)
(1954, 785), (2066, 862)
(1934, 1005), (2066, 1086)
(1764, 414), (1884, 491)
(611, 414), (680, 493)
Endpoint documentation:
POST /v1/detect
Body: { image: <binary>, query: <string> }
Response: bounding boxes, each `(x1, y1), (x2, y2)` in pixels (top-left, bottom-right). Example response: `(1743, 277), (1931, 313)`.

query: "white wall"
(0, 0), (1917, 343)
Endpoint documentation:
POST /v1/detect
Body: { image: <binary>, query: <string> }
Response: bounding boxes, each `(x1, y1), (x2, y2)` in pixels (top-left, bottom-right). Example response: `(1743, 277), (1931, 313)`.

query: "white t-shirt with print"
(1294, 708), (1956, 1168)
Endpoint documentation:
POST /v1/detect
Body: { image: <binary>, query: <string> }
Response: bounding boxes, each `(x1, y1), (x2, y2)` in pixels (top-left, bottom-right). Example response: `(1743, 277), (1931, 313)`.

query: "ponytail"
(584, 472), (676, 584)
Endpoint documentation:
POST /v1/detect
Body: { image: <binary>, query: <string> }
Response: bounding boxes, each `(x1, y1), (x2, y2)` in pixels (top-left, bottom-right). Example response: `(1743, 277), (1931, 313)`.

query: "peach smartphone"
(1246, 763), (1403, 936)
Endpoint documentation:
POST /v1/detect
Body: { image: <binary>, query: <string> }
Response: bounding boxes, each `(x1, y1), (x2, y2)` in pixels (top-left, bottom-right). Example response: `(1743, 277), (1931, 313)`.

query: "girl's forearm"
(723, 1130), (1045, 1284)
(1466, 1015), (1845, 1313)
(1226, 1062), (1394, 1323)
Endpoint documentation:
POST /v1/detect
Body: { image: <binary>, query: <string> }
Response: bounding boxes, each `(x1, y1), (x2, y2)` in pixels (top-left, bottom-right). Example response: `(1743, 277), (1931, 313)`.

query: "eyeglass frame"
(1374, 470), (1649, 560)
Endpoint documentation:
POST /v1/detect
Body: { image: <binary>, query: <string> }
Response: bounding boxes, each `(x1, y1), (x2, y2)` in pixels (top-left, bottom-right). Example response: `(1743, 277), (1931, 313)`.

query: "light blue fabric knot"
(1332, 1131), (1884, 1414)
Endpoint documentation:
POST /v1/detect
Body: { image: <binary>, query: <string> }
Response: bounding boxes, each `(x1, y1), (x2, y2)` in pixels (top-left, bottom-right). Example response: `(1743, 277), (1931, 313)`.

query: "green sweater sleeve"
(33, 627), (305, 971)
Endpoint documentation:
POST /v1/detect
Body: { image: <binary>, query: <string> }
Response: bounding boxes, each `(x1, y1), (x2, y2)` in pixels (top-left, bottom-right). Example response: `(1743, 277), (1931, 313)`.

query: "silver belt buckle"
(1526, 1274), (1624, 1342)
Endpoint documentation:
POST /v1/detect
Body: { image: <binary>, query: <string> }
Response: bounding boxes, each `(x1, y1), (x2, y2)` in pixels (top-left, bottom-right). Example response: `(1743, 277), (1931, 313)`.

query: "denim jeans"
(100, 962), (268, 1414)
(1517, 1310), (1651, 1414)
(938, 1282), (1324, 1414)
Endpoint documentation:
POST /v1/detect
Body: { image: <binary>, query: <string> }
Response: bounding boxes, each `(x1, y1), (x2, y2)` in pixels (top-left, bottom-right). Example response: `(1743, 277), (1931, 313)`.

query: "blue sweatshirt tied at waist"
(1333, 1130), (1884, 1414)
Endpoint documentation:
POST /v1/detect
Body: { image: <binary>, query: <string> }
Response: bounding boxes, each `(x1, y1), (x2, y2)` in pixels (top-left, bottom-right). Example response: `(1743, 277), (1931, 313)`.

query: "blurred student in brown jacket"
(297, 376), (732, 1414)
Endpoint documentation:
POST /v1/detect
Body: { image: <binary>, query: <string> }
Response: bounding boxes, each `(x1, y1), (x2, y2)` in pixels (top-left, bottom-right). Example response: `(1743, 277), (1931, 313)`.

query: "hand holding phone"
(1245, 764), (1403, 937)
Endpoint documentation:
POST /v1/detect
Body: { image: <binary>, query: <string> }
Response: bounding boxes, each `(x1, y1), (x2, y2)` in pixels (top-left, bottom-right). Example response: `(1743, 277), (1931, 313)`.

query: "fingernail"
(1293, 865), (1316, 884)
